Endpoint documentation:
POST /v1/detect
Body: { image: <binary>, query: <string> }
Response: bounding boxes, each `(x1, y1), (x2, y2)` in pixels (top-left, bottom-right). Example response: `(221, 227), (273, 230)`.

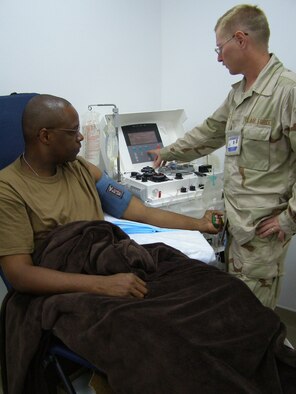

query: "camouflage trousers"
(225, 233), (291, 309)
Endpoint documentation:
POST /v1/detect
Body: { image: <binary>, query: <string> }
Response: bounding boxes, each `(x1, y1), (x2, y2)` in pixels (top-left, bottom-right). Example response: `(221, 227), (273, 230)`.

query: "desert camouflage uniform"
(160, 55), (296, 308)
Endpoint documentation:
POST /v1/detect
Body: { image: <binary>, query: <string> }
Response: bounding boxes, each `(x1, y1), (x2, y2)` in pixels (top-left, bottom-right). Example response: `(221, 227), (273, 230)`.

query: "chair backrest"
(0, 93), (38, 289)
(0, 92), (39, 170)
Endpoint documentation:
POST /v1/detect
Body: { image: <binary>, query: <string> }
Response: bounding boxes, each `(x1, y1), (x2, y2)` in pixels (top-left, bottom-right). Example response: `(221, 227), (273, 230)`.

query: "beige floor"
(275, 306), (296, 348)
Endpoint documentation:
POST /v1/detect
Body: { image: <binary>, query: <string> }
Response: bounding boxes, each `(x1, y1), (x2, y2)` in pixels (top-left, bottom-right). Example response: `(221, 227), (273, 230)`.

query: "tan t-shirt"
(0, 156), (104, 256)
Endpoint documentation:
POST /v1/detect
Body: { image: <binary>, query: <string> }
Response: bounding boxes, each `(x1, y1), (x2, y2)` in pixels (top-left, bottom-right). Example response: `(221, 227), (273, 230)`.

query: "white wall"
(278, 237), (296, 311)
(0, 0), (162, 116)
(0, 0), (295, 310)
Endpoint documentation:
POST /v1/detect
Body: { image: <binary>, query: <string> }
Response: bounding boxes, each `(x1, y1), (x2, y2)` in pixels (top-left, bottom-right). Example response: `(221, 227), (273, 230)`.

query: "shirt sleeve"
(160, 94), (231, 162)
(0, 181), (34, 256)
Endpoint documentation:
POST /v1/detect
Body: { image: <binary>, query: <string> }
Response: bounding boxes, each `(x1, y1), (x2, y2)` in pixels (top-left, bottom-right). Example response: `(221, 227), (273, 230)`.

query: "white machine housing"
(100, 109), (215, 217)
(100, 109), (185, 171)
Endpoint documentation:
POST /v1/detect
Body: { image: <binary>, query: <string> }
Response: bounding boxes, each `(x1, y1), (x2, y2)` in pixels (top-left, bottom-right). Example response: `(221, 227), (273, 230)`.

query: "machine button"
(175, 173), (183, 179)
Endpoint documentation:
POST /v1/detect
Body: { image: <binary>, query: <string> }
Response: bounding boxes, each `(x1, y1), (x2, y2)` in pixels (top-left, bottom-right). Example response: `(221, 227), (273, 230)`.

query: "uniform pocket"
(238, 125), (271, 170)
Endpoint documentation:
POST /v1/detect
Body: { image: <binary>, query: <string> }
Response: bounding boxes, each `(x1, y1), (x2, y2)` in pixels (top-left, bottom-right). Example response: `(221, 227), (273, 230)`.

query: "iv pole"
(88, 103), (121, 182)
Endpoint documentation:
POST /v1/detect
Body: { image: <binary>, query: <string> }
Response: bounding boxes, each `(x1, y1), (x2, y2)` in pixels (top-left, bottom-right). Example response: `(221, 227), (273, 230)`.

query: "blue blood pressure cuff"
(96, 172), (132, 218)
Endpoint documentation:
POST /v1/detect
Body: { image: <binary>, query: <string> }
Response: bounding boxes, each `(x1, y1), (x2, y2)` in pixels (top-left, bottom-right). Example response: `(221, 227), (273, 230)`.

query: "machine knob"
(175, 172), (183, 179)
(180, 187), (187, 193)
(152, 173), (167, 182)
(141, 166), (154, 174)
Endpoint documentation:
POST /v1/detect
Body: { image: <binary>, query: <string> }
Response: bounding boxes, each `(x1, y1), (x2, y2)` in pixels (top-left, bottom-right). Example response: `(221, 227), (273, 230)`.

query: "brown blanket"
(1, 220), (296, 394)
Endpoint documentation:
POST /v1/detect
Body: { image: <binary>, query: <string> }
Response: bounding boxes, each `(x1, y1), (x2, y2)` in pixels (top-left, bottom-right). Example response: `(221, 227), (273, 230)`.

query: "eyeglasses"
(215, 32), (248, 55)
(215, 35), (235, 55)
(45, 127), (81, 136)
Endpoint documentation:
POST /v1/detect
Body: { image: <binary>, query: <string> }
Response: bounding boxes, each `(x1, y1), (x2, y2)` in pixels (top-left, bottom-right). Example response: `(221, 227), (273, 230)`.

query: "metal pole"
(88, 103), (121, 182)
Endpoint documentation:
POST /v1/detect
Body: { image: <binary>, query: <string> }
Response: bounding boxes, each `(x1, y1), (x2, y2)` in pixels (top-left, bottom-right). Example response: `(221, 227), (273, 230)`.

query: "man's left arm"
(122, 196), (222, 234)
(278, 86), (296, 237)
(87, 161), (222, 234)
(257, 86), (296, 240)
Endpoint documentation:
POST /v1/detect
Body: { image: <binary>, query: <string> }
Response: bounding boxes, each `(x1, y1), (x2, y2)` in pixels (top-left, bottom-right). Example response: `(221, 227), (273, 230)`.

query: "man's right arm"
(148, 96), (231, 167)
(0, 254), (147, 298)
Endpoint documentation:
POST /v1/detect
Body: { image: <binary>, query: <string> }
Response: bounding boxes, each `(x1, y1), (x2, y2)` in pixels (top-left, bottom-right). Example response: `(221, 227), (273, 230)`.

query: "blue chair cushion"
(0, 92), (38, 170)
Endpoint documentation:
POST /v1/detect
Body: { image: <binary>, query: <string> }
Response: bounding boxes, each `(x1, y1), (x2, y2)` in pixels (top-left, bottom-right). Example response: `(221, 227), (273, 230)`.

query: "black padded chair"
(0, 93), (102, 394)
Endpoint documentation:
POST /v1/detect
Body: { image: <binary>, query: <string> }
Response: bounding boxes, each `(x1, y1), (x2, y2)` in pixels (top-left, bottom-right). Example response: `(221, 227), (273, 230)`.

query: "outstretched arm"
(87, 162), (223, 234)
(122, 196), (223, 234)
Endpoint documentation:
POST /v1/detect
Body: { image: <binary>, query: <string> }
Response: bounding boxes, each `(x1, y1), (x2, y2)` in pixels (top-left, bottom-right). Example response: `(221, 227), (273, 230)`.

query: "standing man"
(149, 4), (296, 309)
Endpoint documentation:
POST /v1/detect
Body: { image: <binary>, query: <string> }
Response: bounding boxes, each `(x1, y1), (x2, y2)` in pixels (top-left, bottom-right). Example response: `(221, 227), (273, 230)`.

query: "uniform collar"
(232, 54), (284, 98)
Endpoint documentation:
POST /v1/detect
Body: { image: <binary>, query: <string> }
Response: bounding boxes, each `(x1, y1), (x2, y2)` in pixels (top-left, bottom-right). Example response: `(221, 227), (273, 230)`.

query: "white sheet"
(104, 215), (216, 264)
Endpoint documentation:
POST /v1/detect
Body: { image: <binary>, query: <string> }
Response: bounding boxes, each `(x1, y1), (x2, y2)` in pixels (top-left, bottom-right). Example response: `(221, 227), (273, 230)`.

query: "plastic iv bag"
(202, 174), (225, 254)
(202, 174), (224, 210)
(82, 110), (101, 165)
(105, 118), (118, 178)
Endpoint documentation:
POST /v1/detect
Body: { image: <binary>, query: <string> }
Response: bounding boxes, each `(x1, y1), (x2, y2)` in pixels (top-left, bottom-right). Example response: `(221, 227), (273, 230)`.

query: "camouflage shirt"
(160, 55), (296, 244)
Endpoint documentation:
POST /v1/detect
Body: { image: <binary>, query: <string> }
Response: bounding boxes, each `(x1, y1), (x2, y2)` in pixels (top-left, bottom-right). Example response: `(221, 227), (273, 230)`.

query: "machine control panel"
(122, 165), (206, 209)
(121, 123), (163, 164)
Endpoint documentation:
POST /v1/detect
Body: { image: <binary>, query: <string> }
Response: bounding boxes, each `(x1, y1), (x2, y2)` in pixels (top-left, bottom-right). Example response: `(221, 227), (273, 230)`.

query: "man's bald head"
(22, 94), (75, 143)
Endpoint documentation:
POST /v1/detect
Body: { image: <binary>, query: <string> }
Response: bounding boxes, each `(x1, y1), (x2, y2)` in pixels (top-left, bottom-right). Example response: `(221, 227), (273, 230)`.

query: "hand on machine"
(147, 147), (166, 168)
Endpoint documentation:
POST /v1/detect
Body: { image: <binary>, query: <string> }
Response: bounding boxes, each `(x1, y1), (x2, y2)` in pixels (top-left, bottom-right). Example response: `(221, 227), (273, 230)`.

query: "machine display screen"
(128, 130), (158, 145)
(122, 123), (163, 164)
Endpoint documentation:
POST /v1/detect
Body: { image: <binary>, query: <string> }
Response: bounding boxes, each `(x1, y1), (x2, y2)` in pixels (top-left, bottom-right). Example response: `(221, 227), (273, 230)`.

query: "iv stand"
(88, 103), (121, 182)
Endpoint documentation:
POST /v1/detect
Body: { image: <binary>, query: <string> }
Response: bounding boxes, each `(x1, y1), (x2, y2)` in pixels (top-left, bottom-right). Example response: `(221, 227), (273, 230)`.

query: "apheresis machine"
(97, 108), (223, 217)
(84, 106), (224, 261)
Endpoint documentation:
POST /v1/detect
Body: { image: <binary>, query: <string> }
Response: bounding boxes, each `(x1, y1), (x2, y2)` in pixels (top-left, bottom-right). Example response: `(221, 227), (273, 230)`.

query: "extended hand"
(147, 148), (166, 168)
(199, 210), (224, 234)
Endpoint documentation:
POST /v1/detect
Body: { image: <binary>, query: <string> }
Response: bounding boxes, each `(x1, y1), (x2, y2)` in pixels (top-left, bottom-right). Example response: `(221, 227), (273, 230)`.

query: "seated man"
(0, 94), (221, 298)
(1, 95), (296, 394)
